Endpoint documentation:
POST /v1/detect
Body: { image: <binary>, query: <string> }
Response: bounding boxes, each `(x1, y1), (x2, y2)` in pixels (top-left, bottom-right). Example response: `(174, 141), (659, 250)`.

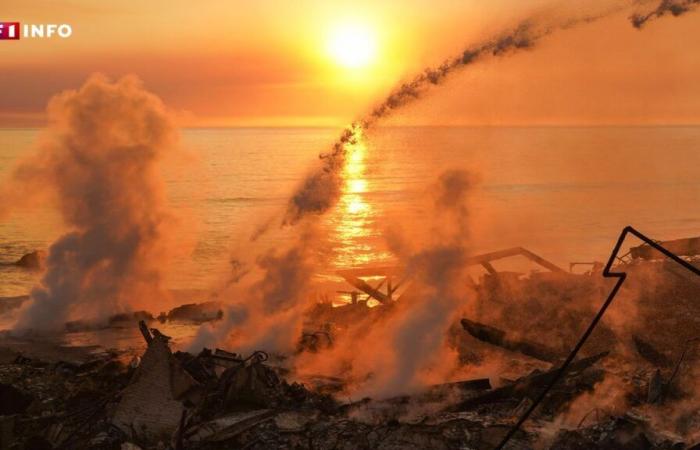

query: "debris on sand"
(1, 236), (700, 449)
(112, 322), (198, 441)
(0, 320), (687, 449)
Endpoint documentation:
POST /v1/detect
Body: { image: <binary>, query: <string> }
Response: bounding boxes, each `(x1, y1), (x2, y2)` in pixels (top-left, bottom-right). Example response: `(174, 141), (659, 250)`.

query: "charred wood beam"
(429, 378), (492, 393)
(138, 320), (153, 345)
(461, 318), (560, 363)
(632, 336), (672, 368)
(363, 277), (387, 303)
(341, 378), (494, 413)
(517, 247), (566, 273)
(339, 275), (391, 303)
(462, 247), (566, 273)
(452, 351), (608, 411)
(213, 348), (241, 362)
(335, 247), (562, 306)
(391, 276), (409, 295)
(481, 262), (498, 275)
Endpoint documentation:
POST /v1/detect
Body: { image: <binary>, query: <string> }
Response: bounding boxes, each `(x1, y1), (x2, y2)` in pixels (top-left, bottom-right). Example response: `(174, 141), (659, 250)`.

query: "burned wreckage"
(2, 228), (700, 449)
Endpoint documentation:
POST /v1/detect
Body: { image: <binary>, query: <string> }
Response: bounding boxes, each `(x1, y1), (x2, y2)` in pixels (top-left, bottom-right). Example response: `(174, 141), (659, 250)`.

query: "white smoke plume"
(9, 74), (177, 332)
(190, 223), (322, 354)
(287, 170), (478, 398)
(359, 170), (477, 396)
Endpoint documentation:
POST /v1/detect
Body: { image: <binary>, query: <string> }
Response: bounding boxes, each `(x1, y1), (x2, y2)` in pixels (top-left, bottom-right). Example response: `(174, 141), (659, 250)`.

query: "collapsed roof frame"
(336, 246), (565, 304)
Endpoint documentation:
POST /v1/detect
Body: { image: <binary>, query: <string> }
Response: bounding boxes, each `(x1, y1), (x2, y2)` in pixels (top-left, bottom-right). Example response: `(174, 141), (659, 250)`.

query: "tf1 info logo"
(0, 22), (73, 40)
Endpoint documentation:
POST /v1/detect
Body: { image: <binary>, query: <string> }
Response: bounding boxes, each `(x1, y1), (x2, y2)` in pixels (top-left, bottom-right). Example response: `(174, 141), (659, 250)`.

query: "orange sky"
(1, 0), (700, 127)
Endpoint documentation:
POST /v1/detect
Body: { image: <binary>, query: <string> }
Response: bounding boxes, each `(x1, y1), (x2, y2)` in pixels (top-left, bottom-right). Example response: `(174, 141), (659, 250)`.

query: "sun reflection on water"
(329, 127), (378, 269)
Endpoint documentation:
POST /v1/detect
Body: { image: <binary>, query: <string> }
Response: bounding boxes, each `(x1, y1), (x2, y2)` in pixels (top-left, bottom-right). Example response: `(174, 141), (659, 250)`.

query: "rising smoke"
(357, 170), (477, 396)
(10, 75), (177, 332)
(190, 223), (323, 354)
(283, 125), (360, 225)
(287, 170), (478, 398)
(630, 0), (700, 28)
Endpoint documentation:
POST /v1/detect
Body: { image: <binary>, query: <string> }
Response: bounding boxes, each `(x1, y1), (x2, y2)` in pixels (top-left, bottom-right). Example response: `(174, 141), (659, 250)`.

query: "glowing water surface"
(1, 125), (700, 321)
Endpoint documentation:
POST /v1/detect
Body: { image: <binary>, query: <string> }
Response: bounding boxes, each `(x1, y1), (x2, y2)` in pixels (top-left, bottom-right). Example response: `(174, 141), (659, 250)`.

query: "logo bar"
(0, 22), (20, 40)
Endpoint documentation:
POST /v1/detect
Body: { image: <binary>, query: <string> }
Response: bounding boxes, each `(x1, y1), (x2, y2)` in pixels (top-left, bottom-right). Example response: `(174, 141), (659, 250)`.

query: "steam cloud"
(286, 170), (478, 398)
(190, 224), (321, 354)
(361, 170), (477, 396)
(11, 75), (176, 331)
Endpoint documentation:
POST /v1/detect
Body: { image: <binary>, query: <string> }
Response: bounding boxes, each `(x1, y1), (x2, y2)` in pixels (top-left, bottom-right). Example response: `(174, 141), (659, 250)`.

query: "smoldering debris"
(0, 320), (533, 450)
(112, 323), (195, 440)
(4, 233), (700, 450)
(133, 186), (696, 449)
(2, 257), (700, 450)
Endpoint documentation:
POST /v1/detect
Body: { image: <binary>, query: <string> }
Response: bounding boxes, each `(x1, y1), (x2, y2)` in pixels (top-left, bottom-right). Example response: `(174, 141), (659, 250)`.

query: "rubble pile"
(0, 322), (513, 449)
(550, 414), (687, 450)
(0, 346), (131, 449)
(1, 237), (700, 449)
(0, 313), (697, 449)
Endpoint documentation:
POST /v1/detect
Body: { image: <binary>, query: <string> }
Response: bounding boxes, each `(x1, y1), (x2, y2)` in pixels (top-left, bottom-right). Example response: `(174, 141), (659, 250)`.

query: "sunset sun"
(327, 22), (377, 69)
